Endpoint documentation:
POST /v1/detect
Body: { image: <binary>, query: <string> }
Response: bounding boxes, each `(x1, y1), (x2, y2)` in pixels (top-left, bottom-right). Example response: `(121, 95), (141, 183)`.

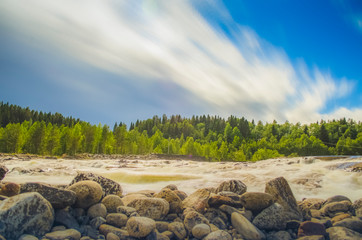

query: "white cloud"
(0, 0), (360, 123)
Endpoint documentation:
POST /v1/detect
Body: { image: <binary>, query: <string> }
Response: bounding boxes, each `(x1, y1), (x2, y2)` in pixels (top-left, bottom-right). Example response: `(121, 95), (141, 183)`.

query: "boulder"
(215, 180), (247, 195)
(203, 230), (232, 240)
(208, 195), (243, 208)
(331, 213), (352, 224)
(70, 171), (122, 196)
(88, 203), (107, 219)
(323, 195), (351, 206)
(0, 165), (8, 181)
(327, 226), (362, 240)
(21, 182), (76, 209)
(192, 223), (211, 239)
(67, 180), (103, 209)
(0, 192), (54, 239)
(320, 200), (351, 218)
(265, 176), (302, 220)
(252, 203), (293, 231)
(0, 182), (20, 197)
(126, 216), (156, 238)
(106, 213), (128, 228)
(127, 197), (169, 220)
(99, 224), (129, 238)
(155, 188), (183, 213)
(297, 221), (326, 238)
(240, 192), (275, 214)
(183, 210), (209, 232)
(101, 194), (124, 213)
(182, 188), (211, 213)
(333, 218), (362, 233)
(231, 212), (265, 240)
(352, 198), (362, 217)
(168, 222), (187, 240)
(44, 229), (81, 240)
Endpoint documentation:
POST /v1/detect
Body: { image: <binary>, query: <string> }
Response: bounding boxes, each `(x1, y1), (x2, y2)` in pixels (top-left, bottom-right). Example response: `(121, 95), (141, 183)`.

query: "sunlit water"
(2, 156), (361, 201)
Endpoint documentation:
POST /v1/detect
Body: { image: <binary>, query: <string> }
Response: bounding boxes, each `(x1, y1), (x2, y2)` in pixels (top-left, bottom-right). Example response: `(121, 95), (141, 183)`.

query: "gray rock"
(70, 171), (122, 196)
(183, 210), (209, 232)
(90, 216), (106, 229)
(252, 203), (293, 231)
(327, 226), (362, 240)
(20, 182), (76, 209)
(215, 180), (247, 195)
(320, 200), (351, 218)
(0, 192), (54, 239)
(240, 192), (275, 214)
(231, 212), (265, 240)
(55, 207), (80, 230)
(45, 229), (81, 240)
(203, 230), (232, 240)
(128, 197), (169, 220)
(67, 180), (103, 209)
(168, 222), (187, 240)
(106, 213), (128, 228)
(182, 188), (211, 213)
(266, 231), (292, 240)
(334, 217), (362, 233)
(126, 216), (156, 238)
(191, 223), (210, 239)
(265, 177), (302, 220)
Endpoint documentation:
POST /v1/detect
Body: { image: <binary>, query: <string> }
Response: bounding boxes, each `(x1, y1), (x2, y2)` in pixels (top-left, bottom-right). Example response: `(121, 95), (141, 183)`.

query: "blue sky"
(0, 0), (361, 126)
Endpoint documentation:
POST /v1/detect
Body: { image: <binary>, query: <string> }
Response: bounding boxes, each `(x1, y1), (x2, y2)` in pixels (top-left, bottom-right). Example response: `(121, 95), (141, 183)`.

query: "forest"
(0, 101), (361, 161)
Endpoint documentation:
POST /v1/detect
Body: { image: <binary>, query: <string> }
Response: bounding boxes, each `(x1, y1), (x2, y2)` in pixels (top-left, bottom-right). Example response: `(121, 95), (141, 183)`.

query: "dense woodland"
(0, 102), (361, 161)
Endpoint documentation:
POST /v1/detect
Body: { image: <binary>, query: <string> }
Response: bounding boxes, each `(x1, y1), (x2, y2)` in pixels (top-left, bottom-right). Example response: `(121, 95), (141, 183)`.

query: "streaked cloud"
(0, 0), (360, 123)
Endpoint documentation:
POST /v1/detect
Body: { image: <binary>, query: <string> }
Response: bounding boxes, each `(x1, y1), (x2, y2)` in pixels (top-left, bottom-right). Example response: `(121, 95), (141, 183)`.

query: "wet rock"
(352, 198), (362, 217)
(208, 195), (243, 208)
(252, 203), (293, 231)
(266, 231), (291, 240)
(0, 165), (8, 181)
(192, 223), (211, 239)
(297, 221), (326, 238)
(231, 212), (265, 240)
(320, 200), (351, 218)
(265, 176), (302, 220)
(90, 216), (106, 229)
(163, 184), (178, 191)
(101, 194), (124, 213)
(45, 229), (81, 240)
(128, 197), (169, 220)
(126, 216), (156, 238)
(215, 180), (247, 195)
(0, 192), (54, 239)
(323, 195), (351, 206)
(55, 207), (80, 230)
(18, 235), (39, 240)
(0, 182), (20, 197)
(326, 226), (362, 240)
(331, 213), (351, 224)
(122, 193), (148, 206)
(183, 210), (209, 232)
(182, 188), (211, 213)
(88, 203), (107, 219)
(240, 192), (275, 214)
(217, 191), (240, 201)
(99, 224), (129, 238)
(299, 198), (325, 210)
(70, 171), (122, 196)
(203, 230), (232, 240)
(155, 188), (183, 213)
(68, 180), (103, 209)
(21, 182), (76, 209)
(204, 208), (228, 230)
(106, 213), (128, 228)
(168, 222), (187, 240)
(117, 206), (137, 217)
(333, 217), (362, 233)
(174, 190), (188, 201)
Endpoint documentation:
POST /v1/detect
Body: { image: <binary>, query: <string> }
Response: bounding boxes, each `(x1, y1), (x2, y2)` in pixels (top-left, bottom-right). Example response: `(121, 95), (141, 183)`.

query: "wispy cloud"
(0, 0), (360, 123)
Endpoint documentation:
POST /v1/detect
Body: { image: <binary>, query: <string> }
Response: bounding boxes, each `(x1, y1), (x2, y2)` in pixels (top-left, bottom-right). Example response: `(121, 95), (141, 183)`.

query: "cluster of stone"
(0, 165), (361, 240)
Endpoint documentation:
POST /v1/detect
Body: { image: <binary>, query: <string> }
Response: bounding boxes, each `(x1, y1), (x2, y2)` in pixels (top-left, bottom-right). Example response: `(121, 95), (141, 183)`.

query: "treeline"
(0, 103), (361, 161)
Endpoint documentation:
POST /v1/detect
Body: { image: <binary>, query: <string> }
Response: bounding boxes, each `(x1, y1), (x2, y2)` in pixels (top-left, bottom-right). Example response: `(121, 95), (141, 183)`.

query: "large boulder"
(215, 180), (247, 195)
(21, 182), (76, 209)
(126, 216), (156, 238)
(240, 192), (275, 214)
(252, 203), (294, 231)
(265, 176), (302, 220)
(70, 172), (122, 196)
(0, 165), (8, 181)
(0, 192), (54, 239)
(182, 188), (211, 213)
(154, 188), (183, 213)
(127, 197), (169, 220)
(67, 180), (103, 209)
(231, 212), (265, 240)
(327, 226), (362, 240)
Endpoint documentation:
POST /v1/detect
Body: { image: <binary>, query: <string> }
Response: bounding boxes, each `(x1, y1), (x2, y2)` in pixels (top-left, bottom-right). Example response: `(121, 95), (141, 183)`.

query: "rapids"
(2, 156), (361, 201)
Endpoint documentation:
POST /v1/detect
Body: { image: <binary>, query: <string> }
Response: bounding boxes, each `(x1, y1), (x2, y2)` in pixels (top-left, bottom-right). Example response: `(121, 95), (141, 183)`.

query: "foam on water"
(2, 156), (361, 201)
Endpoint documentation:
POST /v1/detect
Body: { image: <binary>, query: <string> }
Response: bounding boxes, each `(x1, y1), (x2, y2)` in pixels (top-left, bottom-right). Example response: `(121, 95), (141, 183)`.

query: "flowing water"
(2, 156), (361, 201)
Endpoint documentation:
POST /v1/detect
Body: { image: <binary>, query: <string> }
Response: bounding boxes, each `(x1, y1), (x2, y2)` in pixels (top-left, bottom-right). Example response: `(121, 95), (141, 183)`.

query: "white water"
(2, 156), (361, 201)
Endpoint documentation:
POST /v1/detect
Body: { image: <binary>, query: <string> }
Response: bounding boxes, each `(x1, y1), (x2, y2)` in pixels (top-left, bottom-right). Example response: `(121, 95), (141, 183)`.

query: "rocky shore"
(1, 162), (362, 240)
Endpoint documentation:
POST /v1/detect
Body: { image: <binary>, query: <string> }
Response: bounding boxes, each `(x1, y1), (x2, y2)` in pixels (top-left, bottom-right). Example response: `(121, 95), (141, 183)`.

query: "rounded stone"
(106, 232), (120, 240)
(203, 230), (232, 240)
(126, 216), (156, 238)
(298, 221), (326, 237)
(101, 194), (124, 213)
(45, 229), (81, 240)
(240, 192), (275, 213)
(0, 182), (20, 197)
(88, 203), (107, 219)
(68, 180), (103, 209)
(106, 213), (128, 228)
(127, 197), (169, 220)
(155, 188), (183, 213)
(215, 180), (247, 195)
(168, 222), (187, 240)
(183, 210), (209, 232)
(192, 223), (211, 239)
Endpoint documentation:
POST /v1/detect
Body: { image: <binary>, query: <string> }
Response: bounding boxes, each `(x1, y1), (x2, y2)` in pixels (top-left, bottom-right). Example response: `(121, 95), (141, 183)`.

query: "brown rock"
(298, 221), (326, 238)
(215, 180), (247, 195)
(192, 223), (211, 239)
(122, 193), (147, 206)
(240, 192), (275, 214)
(106, 213), (128, 228)
(0, 165), (8, 181)
(327, 226), (362, 240)
(320, 200), (351, 218)
(88, 203), (107, 219)
(208, 195), (243, 208)
(182, 188), (211, 213)
(231, 212), (265, 240)
(203, 230), (232, 240)
(106, 233), (120, 240)
(101, 194), (124, 213)
(331, 213), (352, 224)
(127, 197), (169, 220)
(67, 180), (103, 209)
(183, 210), (209, 232)
(323, 195), (351, 206)
(126, 216), (156, 238)
(45, 229), (81, 240)
(333, 218), (362, 233)
(99, 224), (129, 238)
(0, 182), (20, 197)
(352, 198), (362, 217)
(168, 222), (187, 240)
(155, 188), (183, 213)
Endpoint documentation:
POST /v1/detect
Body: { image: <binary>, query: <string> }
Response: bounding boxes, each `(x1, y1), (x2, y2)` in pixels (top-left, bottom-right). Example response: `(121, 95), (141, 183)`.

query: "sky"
(0, 0), (361, 127)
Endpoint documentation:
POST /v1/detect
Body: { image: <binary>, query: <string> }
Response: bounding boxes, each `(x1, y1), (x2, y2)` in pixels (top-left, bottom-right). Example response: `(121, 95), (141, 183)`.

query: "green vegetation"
(0, 102), (361, 161)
